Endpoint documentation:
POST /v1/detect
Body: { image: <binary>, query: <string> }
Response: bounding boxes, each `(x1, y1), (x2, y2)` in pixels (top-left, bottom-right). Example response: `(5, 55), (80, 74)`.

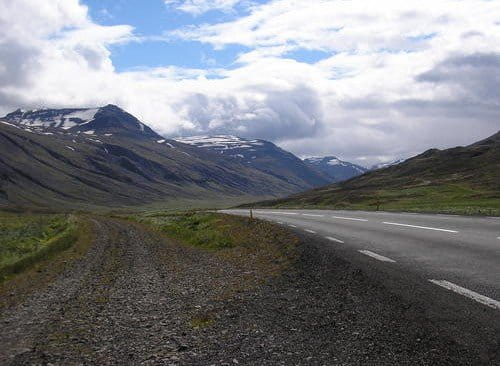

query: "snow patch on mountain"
(175, 135), (264, 151)
(304, 156), (368, 183)
(371, 158), (406, 170)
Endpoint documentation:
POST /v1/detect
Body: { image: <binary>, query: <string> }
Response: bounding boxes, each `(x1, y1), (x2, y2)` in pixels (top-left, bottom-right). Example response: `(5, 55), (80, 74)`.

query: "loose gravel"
(0, 218), (485, 365)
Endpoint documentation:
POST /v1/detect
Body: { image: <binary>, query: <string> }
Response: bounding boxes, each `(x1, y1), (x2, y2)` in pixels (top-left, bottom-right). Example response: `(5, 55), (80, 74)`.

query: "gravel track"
(0, 218), (487, 365)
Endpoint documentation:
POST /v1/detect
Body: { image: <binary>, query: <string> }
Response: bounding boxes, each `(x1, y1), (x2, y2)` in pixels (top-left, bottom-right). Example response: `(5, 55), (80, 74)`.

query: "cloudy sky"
(1, 0), (499, 166)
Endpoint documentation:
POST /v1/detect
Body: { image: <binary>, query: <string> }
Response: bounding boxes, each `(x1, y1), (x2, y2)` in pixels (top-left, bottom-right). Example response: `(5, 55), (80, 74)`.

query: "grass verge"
(0, 213), (80, 282)
(0, 215), (95, 309)
(132, 210), (299, 284)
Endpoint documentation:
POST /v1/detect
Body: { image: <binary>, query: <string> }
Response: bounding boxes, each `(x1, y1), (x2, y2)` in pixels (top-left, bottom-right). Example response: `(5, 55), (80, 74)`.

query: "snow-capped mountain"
(303, 156), (368, 183)
(174, 135), (329, 189)
(0, 107), (330, 209)
(3, 104), (160, 139)
(174, 135), (267, 163)
(370, 159), (406, 170)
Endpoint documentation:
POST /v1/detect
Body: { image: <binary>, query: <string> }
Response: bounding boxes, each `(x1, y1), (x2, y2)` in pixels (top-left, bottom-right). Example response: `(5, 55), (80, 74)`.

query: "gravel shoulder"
(0, 216), (490, 365)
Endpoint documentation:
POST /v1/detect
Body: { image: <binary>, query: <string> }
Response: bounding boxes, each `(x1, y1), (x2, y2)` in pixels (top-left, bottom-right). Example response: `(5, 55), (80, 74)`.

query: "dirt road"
(0, 218), (489, 365)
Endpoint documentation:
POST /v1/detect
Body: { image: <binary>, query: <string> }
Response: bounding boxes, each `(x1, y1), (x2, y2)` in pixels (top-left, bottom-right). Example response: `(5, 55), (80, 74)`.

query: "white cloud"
(164, 0), (245, 14)
(1, 0), (499, 166)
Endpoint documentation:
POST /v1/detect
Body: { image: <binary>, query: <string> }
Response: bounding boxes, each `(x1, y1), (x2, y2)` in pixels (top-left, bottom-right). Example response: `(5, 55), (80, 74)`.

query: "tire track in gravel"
(0, 219), (111, 364)
(1, 217), (243, 365)
(0, 219), (183, 365)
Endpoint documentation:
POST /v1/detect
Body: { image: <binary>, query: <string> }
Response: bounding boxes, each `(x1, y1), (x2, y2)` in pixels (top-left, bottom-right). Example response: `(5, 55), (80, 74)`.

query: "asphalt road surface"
(223, 209), (500, 312)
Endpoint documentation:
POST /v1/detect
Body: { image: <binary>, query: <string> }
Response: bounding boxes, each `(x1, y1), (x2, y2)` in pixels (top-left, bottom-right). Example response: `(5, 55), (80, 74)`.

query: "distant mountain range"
(246, 131), (500, 213)
(174, 135), (329, 189)
(303, 156), (368, 183)
(0, 105), (328, 210)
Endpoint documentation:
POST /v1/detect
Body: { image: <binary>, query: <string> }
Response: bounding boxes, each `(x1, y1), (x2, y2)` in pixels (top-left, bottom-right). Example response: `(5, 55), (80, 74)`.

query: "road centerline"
(302, 214), (324, 217)
(429, 280), (500, 311)
(382, 221), (458, 233)
(359, 250), (396, 263)
(331, 216), (368, 222)
(325, 236), (344, 244)
(305, 229), (316, 234)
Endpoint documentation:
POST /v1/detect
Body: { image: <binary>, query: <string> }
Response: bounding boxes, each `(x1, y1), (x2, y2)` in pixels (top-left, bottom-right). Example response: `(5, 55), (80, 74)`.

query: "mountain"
(370, 158), (406, 170)
(0, 106), (324, 210)
(174, 135), (329, 189)
(303, 156), (368, 183)
(4, 105), (159, 139)
(246, 131), (500, 214)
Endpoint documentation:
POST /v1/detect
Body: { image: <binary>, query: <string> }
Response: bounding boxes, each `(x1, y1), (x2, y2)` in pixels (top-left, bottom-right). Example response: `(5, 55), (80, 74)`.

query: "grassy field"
(0, 213), (79, 282)
(247, 131), (500, 216)
(256, 183), (500, 216)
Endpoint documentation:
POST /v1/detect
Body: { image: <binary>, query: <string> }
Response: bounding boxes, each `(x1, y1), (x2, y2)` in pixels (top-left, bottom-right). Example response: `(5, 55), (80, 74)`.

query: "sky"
(1, 0), (499, 166)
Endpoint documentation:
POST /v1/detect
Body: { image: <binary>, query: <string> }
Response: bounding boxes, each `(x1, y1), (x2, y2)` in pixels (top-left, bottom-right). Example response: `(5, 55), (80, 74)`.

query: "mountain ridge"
(303, 156), (368, 183)
(0, 106), (327, 210)
(174, 135), (329, 189)
(244, 130), (500, 214)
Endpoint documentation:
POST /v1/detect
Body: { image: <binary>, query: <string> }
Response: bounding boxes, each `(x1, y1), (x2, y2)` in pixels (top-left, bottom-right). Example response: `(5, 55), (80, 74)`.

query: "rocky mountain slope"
(248, 131), (500, 213)
(0, 105), (324, 210)
(303, 156), (368, 183)
(174, 135), (329, 189)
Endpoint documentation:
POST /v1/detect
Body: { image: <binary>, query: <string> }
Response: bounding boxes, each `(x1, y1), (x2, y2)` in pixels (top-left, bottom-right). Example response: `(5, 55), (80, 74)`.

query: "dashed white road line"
(429, 280), (500, 311)
(273, 212), (298, 215)
(325, 236), (344, 244)
(302, 214), (324, 217)
(305, 229), (316, 234)
(277, 222), (283, 224)
(288, 224), (297, 228)
(358, 250), (396, 263)
(382, 221), (458, 233)
(331, 216), (368, 222)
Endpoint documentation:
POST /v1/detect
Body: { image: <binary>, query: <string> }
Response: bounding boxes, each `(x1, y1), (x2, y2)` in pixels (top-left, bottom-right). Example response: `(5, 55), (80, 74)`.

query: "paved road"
(222, 209), (500, 311)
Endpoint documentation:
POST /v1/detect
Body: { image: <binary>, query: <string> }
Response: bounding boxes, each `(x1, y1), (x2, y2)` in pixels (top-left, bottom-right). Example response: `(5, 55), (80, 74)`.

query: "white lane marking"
(429, 280), (500, 311)
(358, 250), (396, 263)
(325, 236), (344, 244)
(497, 237), (500, 240)
(272, 212), (298, 215)
(382, 221), (458, 233)
(305, 229), (316, 234)
(289, 224), (297, 228)
(277, 222), (283, 224)
(302, 213), (324, 217)
(331, 216), (368, 222)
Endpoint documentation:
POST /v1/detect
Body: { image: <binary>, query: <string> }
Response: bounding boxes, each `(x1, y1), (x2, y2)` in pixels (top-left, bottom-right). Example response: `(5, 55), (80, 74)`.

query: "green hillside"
(248, 131), (500, 215)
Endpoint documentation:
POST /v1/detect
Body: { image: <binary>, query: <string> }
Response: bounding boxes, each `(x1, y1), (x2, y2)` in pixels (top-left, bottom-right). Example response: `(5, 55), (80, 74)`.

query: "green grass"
(255, 183), (500, 216)
(135, 212), (235, 250)
(0, 213), (78, 281)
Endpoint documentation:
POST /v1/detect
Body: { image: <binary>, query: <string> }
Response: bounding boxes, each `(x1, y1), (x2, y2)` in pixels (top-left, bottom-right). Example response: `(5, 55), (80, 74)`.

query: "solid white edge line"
(383, 221), (458, 233)
(358, 250), (396, 263)
(325, 236), (344, 244)
(429, 280), (500, 311)
(331, 216), (368, 222)
(302, 214), (324, 217)
(305, 229), (316, 234)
